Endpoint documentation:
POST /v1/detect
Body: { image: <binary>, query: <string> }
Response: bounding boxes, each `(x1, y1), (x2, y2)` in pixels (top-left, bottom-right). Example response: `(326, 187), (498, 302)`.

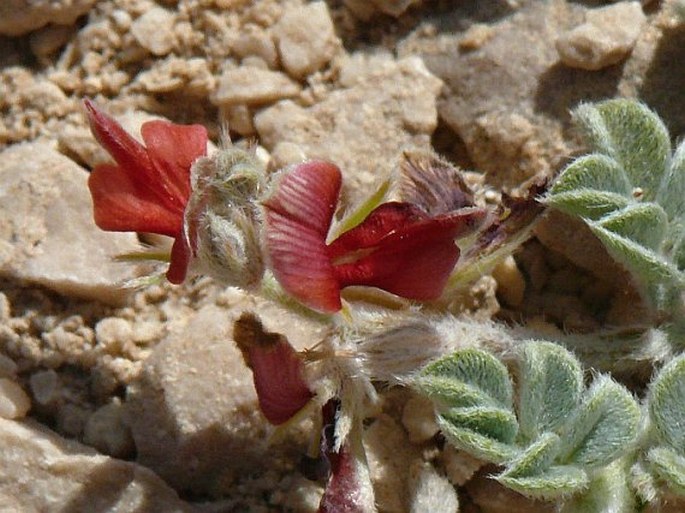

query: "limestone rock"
(0, 0), (95, 37)
(254, 55), (443, 205)
(409, 462), (459, 513)
(272, 2), (340, 79)
(211, 66), (302, 106)
(0, 379), (31, 419)
(0, 142), (141, 305)
(371, 0), (423, 17)
(556, 2), (646, 70)
(135, 57), (216, 96)
(131, 7), (177, 57)
(0, 418), (196, 512)
(125, 299), (326, 496)
(364, 414), (423, 512)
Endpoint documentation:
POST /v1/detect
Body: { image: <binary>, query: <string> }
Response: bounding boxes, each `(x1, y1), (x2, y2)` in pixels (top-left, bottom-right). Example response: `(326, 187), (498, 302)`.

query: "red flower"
(262, 161), (489, 313)
(83, 99), (208, 284)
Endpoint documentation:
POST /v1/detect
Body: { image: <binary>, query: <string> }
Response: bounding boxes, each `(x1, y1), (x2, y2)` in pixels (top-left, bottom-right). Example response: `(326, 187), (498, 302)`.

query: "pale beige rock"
(221, 104), (256, 136)
(131, 7), (177, 56)
(556, 2), (646, 70)
(0, 142), (141, 305)
(0, 354), (18, 379)
(371, 0), (422, 17)
(441, 444), (484, 486)
(401, 395), (439, 444)
(233, 28), (279, 69)
(125, 299), (326, 495)
(409, 462), (459, 513)
(135, 57), (216, 96)
(0, 418), (196, 512)
(29, 24), (76, 58)
(29, 369), (61, 405)
(255, 55), (443, 205)
(492, 255), (526, 307)
(84, 398), (134, 458)
(272, 2), (340, 79)
(212, 66), (301, 106)
(364, 414), (423, 512)
(0, 379), (31, 419)
(0, 0), (95, 36)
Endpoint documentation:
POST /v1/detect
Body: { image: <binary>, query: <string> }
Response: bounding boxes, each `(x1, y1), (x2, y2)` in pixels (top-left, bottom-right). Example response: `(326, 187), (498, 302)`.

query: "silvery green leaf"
(596, 203), (669, 251)
(588, 223), (683, 309)
(441, 406), (518, 445)
(657, 140), (685, 220)
(573, 100), (671, 201)
(497, 465), (588, 500)
(517, 342), (583, 441)
(646, 446), (685, 495)
(648, 354), (685, 453)
(560, 459), (636, 513)
(437, 415), (518, 463)
(416, 349), (513, 409)
(545, 190), (631, 220)
(499, 431), (561, 478)
(558, 376), (640, 469)
(549, 154), (631, 196)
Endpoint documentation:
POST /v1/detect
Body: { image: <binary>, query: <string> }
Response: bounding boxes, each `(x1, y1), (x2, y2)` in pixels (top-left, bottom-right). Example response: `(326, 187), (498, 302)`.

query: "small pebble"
(0, 379), (31, 419)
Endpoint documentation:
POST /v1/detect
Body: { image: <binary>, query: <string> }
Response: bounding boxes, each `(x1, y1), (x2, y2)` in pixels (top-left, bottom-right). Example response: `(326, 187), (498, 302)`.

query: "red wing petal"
(247, 336), (313, 425)
(83, 99), (157, 188)
(334, 208), (489, 300)
(233, 313), (314, 425)
(88, 163), (182, 236)
(327, 202), (426, 259)
(141, 120), (207, 209)
(262, 161), (344, 312)
(166, 233), (191, 284)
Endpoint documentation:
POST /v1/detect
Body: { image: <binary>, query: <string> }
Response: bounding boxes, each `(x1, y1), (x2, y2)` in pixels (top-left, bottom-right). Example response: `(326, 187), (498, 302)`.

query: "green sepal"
(436, 415), (518, 464)
(558, 376), (640, 469)
(415, 349), (513, 409)
(647, 446), (685, 495)
(573, 99), (671, 201)
(517, 341), (583, 441)
(648, 354), (685, 453)
(658, 141), (685, 220)
(497, 465), (588, 500)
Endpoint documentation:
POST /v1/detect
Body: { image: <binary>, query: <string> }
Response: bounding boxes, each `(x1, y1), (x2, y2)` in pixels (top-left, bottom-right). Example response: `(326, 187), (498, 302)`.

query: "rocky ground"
(1, 0), (684, 512)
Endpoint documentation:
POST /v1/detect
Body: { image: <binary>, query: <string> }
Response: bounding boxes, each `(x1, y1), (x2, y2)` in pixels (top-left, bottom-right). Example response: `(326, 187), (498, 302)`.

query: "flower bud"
(185, 147), (266, 289)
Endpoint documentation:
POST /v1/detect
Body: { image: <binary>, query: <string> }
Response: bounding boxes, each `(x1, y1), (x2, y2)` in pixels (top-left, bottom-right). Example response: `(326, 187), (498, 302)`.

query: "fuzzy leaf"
(497, 465), (588, 500)
(517, 342), (583, 441)
(416, 349), (513, 409)
(558, 376), (640, 469)
(549, 154), (632, 196)
(500, 431), (561, 478)
(560, 460), (635, 513)
(573, 99), (671, 201)
(441, 406), (518, 445)
(647, 446), (685, 495)
(648, 354), (685, 453)
(658, 140), (685, 220)
(436, 416), (518, 463)
(596, 203), (668, 251)
(545, 190), (631, 220)
(588, 223), (683, 308)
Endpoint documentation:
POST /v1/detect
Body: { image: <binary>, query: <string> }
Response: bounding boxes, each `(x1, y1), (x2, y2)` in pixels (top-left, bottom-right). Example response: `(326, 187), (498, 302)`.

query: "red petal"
(334, 208), (489, 300)
(262, 161), (343, 312)
(88, 163), (182, 236)
(327, 202), (426, 258)
(141, 120), (207, 210)
(233, 313), (313, 425)
(166, 233), (191, 284)
(84, 99), (157, 190)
